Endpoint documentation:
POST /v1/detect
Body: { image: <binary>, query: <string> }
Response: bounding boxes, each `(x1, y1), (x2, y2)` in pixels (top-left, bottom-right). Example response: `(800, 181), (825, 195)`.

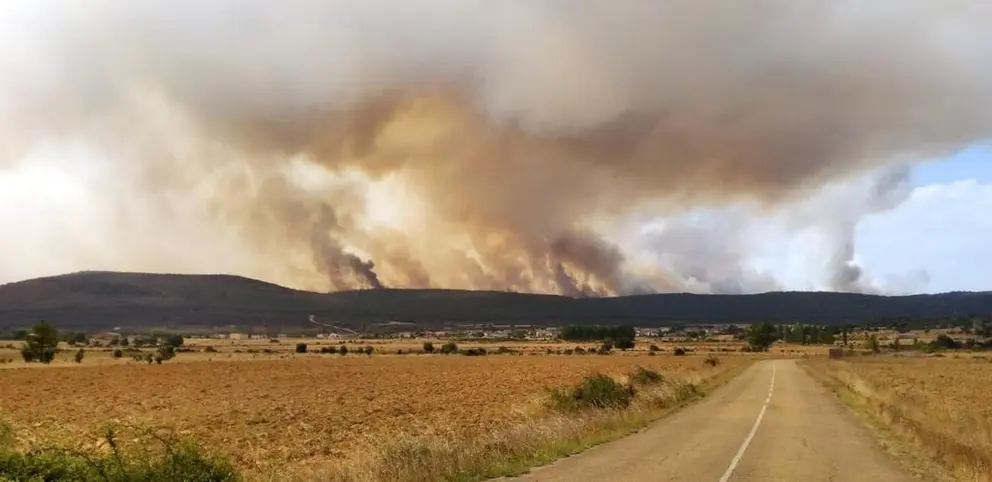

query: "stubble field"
(0, 352), (748, 475)
(804, 355), (992, 481)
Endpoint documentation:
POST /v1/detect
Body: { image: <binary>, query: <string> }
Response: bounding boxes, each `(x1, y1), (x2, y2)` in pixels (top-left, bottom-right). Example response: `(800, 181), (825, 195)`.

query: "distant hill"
(1, 271), (991, 331)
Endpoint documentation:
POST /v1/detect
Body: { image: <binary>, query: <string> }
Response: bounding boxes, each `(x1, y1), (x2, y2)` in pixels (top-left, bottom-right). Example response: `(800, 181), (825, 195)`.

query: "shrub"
(496, 346), (513, 354)
(203, 346), (218, 353)
(599, 341), (613, 354)
(549, 374), (636, 411)
(396, 349), (405, 355)
(459, 347), (487, 356)
(615, 337), (635, 350)
(73, 349), (85, 364)
(703, 355), (720, 366)
(440, 342), (458, 354)
(573, 347), (586, 354)
(932, 334), (961, 350)
(563, 349), (574, 355)
(295, 343), (308, 354)
(0, 426), (239, 481)
(362, 346), (375, 356)
(629, 366), (664, 385)
(422, 342), (435, 354)
(112, 349), (124, 359)
(165, 334), (185, 347)
(648, 351), (656, 356)
(269, 339), (280, 343)
(648, 344), (660, 352)
(673, 347), (687, 356)
(339, 345), (349, 356)
(319, 346), (336, 354)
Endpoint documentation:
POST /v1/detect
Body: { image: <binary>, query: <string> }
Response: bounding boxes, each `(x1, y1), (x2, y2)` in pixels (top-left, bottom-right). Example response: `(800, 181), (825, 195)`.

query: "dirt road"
(513, 359), (914, 482)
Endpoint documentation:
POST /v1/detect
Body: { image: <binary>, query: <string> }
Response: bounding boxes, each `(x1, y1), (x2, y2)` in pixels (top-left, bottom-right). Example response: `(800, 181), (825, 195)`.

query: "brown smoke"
(1, 1), (991, 294)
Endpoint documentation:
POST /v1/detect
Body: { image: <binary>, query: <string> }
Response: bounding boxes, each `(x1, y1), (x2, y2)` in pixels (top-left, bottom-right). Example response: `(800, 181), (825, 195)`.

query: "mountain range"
(1, 271), (990, 331)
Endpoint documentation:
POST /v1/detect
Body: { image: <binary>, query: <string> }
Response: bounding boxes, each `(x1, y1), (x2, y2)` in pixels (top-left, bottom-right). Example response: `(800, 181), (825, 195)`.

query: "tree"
(22, 321), (59, 364)
(66, 332), (88, 346)
(746, 323), (778, 352)
(154, 345), (176, 364)
(339, 344), (349, 355)
(819, 328), (836, 345)
(295, 343), (308, 354)
(560, 325), (636, 342)
(164, 334), (185, 347)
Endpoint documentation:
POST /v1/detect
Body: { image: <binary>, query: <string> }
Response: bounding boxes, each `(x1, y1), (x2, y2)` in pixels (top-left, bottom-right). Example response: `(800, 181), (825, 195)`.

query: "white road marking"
(718, 362), (777, 482)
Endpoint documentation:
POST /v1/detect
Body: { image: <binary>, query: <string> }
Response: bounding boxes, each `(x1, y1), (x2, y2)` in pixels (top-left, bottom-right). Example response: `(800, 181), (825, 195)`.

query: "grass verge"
(801, 358), (985, 482)
(0, 422), (239, 482)
(275, 360), (751, 482)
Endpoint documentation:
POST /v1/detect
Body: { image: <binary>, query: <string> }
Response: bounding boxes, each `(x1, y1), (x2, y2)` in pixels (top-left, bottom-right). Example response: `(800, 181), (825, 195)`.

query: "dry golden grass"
(804, 355), (992, 481)
(0, 351), (748, 476)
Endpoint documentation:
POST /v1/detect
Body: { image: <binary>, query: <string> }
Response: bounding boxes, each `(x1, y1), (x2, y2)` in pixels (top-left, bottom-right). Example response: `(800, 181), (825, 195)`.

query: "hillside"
(1, 271), (991, 331)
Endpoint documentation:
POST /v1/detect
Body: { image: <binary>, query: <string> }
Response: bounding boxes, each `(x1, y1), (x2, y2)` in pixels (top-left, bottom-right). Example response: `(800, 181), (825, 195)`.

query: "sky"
(2, 148), (989, 294)
(853, 146), (992, 293)
(0, 1), (990, 296)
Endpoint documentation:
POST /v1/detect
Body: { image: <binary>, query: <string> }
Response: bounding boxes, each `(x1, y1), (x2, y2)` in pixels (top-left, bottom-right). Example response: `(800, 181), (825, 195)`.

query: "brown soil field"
(804, 354), (992, 481)
(0, 352), (748, 474)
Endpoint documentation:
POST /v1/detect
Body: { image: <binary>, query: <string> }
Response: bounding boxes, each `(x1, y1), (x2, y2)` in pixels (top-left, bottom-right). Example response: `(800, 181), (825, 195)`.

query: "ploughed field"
(0, 353), (746, 473)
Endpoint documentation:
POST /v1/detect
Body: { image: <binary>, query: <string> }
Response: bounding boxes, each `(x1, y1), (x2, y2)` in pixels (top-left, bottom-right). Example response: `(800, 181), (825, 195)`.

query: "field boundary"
(274, 359), (753, 482)
(799, 359), (961, 482)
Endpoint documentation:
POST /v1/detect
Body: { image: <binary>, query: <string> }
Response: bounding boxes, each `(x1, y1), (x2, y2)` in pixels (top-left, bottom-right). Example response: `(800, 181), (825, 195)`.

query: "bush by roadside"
(0, 422), (239, 482)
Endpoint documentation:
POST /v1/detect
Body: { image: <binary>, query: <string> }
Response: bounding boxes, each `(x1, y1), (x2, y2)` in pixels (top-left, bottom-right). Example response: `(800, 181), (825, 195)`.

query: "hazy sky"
(854, 146), (991, 293)
(1, 1), (990, 295)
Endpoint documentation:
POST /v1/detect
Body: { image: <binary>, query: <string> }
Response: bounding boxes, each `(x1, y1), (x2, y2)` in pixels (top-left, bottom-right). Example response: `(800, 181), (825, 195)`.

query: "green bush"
(155, 346), (176, 364)
(548, 374), (636, 411)
(615, 337), (635, 350)
(628, 366), (664, 385)
(21, 322), (58, 364)
(440, 342), (458, 354)
(422, 342), (435, 354)
(0, 426), (239, 481)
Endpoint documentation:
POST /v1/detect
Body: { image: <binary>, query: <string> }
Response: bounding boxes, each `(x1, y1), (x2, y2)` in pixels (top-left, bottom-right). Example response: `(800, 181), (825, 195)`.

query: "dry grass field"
(804, 354), (992, 481)
(0, 349), (750, 478)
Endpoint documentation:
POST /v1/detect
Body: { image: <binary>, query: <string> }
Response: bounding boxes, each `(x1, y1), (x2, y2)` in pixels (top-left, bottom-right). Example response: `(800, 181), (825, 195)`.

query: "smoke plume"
(1, 1), (991, 294)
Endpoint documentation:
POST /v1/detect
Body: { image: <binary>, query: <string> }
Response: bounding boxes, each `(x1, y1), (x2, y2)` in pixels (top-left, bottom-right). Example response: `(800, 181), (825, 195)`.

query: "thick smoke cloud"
(1, 0), (991, 294)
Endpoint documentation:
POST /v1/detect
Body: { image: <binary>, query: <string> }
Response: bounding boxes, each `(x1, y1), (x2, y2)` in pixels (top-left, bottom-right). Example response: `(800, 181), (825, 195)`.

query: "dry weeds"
(805, 355), (992, 481)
